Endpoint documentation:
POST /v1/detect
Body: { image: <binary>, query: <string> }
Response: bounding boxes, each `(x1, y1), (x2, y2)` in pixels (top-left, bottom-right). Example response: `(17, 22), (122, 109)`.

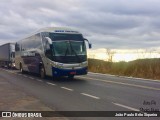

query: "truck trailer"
(0, 43), (15, 68)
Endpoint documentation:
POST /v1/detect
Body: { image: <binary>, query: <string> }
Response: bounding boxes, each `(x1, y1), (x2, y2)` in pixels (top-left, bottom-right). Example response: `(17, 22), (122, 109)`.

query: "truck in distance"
(0, 43), (15, 68)
(15, 27), (92, 79)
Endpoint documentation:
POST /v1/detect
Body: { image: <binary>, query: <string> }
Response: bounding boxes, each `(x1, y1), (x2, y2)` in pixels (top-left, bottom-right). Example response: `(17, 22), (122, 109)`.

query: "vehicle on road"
(15, 27), (92, 79)
(0, 43), (15, 68)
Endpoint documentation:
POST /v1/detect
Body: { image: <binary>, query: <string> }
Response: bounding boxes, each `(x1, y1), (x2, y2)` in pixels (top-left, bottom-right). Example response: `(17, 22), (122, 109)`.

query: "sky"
(0, 0), (160, 52)
(88, 48), (160, 62)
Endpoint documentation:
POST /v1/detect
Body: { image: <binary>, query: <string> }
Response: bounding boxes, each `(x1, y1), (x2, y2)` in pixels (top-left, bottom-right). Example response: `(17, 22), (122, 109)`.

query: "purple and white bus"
(15, 27), (91, 79)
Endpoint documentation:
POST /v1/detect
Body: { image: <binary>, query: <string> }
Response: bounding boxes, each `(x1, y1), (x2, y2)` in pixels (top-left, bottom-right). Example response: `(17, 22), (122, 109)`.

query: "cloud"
(0, 0), (160, 50)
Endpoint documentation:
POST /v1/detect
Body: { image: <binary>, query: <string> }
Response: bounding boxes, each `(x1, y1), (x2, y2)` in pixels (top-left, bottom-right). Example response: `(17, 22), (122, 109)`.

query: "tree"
(105, 48), (116, 62)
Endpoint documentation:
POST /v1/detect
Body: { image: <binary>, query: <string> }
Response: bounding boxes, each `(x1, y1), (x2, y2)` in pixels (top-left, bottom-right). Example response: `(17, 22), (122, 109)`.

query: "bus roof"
(37, 27), (80, 34)
(17, 27), (81, 42)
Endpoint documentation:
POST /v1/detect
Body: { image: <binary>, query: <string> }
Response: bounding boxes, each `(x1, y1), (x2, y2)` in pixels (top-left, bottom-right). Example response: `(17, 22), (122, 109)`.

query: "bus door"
(42, 38), (52, 76)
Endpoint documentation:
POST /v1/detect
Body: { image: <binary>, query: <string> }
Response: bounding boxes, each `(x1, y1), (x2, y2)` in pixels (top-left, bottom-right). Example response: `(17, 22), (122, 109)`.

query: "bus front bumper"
(52, 67), (88, 77)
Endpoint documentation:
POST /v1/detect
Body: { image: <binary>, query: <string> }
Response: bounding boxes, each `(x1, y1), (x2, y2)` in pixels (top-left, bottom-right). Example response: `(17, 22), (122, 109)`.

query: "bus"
(15, 27), (92, 79)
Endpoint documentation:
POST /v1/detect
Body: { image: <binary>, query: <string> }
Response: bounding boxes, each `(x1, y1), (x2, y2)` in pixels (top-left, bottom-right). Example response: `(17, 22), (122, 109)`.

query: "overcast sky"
(0, 0), (160, 50)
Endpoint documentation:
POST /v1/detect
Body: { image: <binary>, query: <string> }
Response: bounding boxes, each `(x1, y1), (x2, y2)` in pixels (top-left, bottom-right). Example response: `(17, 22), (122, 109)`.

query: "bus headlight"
(80, 61), (88, 67)
(53, 62), (63, 68)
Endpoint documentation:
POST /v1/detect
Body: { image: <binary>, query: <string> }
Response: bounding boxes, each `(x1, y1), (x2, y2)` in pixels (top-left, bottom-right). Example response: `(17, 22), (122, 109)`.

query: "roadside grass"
(88, 58), (160, 80)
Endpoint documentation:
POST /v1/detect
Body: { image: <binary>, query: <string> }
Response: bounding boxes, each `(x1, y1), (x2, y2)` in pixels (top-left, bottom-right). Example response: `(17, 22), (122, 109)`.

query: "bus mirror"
(45, 37), (52, 45)
(45, 49), (52, 59)
(84, 38), (92, 49)
(89, 43), (92, 49)
(50, 44), (53, 49)
(45, 49), (51, 55)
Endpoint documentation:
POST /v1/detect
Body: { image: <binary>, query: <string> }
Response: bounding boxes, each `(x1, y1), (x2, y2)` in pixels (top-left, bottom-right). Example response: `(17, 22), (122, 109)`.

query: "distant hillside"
(88, 58), (160, 80)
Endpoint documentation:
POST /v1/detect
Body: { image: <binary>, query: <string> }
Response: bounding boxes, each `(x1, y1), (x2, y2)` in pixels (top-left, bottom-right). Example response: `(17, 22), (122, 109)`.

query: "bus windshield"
(49, 33), (87, 63)
(52, 41), (86, 56)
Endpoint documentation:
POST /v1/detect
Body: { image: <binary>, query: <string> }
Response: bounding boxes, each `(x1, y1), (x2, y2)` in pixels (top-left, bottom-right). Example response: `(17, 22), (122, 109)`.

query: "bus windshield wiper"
(65, 47), (69, 57)
(69, 41), (81, 63)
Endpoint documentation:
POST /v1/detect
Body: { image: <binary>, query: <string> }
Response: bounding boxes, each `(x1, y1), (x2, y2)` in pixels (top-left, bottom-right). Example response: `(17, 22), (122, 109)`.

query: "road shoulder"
(0, 73), (67, 120)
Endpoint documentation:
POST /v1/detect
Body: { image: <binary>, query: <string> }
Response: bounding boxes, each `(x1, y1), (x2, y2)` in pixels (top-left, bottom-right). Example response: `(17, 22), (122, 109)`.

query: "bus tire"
(40, 66), (45, 79)
(20, 63), (24, 74)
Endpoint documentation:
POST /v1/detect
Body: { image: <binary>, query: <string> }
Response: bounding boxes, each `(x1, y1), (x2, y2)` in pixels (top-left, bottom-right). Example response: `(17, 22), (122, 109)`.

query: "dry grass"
(88, 58), (160, 80)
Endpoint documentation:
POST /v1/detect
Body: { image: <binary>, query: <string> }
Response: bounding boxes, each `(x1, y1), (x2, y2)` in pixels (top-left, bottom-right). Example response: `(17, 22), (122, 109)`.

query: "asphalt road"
(0, 68), (160, 120)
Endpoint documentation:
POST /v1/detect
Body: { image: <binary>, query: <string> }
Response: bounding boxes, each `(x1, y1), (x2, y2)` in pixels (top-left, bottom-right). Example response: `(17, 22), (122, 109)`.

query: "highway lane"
(78, 73), (160, 111)
(0, 68), (160, 120)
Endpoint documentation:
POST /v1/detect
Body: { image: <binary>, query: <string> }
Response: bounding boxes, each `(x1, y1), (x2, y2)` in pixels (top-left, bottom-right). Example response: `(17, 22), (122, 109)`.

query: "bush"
(88, 58), (160, 80)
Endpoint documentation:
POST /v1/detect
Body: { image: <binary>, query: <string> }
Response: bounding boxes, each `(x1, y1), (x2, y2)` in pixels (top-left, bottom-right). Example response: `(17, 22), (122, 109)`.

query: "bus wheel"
(20, 64), (24, 74)
(40, 66), (45, 79)
(68, 75), (74, 80)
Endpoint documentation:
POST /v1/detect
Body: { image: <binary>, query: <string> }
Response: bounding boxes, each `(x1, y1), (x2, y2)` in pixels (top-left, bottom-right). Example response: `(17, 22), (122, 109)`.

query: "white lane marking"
(81, 93), (100, 99)
(88, 72), (116, 77)
(77, 76), (160, 91)
(28, 77), (34, 80)
(61, 87), (73, 91)
(11, 72), (16, 74)
(9, 71), (14, 73)
(23, 75), (28, 78)
(88, 72), (160, 82)
(46, 82), (56, 86)
(4, 70), (9, 72)
(36, 79), (43, 82)
(112, 102), (139, 111)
